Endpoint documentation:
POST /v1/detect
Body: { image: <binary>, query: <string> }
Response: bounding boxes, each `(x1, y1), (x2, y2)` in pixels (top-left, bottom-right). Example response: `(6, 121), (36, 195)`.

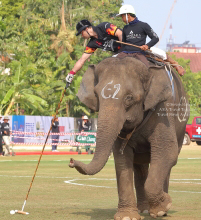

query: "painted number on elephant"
(101, 80), (121, 99)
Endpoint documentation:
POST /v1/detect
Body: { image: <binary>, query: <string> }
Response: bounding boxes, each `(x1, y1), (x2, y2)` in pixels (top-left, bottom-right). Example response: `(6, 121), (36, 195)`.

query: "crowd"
(50, 113), (92, 152)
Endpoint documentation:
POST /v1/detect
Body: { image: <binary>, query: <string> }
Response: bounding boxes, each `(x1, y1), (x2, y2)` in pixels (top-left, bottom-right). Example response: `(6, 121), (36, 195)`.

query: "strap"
(118, 108), (155, 154)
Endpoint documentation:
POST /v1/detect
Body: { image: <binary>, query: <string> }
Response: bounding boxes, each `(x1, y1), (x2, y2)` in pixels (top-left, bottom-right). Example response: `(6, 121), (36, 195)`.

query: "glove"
(66, 70), (76, 84)
(103, 39), (114, 51)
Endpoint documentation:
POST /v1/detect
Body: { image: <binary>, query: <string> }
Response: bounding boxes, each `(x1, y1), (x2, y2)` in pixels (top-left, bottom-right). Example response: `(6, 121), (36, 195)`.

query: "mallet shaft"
(19, 84), (69, 213)
(21, 200), (26, 211)
(114, 40), (166, 64)
(114, 40), (152, 52)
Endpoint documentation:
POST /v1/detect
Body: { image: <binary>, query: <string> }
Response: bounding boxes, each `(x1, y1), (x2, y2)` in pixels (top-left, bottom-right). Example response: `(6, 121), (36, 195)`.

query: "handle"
(65, 82), (70, 89)
(114, 40), (152, 52)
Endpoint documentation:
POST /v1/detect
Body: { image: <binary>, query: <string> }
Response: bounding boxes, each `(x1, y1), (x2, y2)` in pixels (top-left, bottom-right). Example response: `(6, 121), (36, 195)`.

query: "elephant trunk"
(69, 107), (124, 175)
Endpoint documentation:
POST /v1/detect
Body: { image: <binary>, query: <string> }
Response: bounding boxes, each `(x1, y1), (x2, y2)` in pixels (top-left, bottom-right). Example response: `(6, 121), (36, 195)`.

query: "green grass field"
(0, 143), (201, 220)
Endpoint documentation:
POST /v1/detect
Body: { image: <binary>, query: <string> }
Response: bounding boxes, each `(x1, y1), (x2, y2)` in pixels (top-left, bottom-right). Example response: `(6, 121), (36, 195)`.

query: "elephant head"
(69, 57), (173, 175)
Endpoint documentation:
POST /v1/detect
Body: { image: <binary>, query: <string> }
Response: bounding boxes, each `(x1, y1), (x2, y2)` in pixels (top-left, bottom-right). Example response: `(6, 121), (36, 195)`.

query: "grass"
(0, 143), (201, 220)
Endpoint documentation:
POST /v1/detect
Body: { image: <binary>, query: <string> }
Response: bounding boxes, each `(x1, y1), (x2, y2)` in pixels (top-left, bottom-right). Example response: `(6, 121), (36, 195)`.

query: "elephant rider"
(117, 5), (185, 76)
(66, 19), (122, 84)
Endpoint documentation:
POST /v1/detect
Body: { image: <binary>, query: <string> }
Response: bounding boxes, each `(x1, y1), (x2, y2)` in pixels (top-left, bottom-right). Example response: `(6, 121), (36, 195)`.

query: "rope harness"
(118, 108), (155, 154)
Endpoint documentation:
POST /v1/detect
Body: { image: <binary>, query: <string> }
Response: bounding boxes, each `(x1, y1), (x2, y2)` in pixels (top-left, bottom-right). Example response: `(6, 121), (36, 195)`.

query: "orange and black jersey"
(84, 22), (121, 54)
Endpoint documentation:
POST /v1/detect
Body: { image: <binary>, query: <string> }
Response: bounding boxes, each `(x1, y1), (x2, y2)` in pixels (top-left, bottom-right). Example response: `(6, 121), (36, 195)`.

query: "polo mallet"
(113, 40), (167, 64)
(10, 82), (70, 215)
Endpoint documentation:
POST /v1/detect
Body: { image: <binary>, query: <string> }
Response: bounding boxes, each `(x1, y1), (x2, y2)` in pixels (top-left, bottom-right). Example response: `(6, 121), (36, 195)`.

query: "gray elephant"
(69, 57), (189, 220)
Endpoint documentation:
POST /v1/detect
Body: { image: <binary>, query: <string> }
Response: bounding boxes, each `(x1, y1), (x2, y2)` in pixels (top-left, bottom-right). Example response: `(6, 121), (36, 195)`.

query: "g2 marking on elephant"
(101, 80), (121, 99)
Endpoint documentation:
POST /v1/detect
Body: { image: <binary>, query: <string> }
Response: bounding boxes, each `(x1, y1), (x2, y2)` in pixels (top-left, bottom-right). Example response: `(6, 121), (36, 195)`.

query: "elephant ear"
(77, 65), (99, 111)
(144, 68), (173, 111)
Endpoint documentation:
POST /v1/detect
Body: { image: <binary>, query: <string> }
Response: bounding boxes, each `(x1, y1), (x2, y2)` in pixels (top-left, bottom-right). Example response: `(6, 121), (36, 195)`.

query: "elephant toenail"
(122, 217), (131, 220)
(142, 210), (149, 214)
(157, 211), (166, 217)
(116, 217), (121, 220)
(150, 213), (157, 218)
(132, 218), (138, 220)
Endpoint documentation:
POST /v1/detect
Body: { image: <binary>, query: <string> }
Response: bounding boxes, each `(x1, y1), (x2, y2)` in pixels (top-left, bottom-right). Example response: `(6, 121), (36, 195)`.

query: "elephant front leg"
(134, 163), (149, 214)
(113, 142), (141, 220)
(145, 140), (178, 218)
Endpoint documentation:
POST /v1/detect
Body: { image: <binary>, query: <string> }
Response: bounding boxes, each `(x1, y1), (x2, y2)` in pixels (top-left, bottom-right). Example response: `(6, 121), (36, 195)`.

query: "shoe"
(52, 150), (59, 152)
(166, 55), (185, 76)
(175, 66), (186, 76)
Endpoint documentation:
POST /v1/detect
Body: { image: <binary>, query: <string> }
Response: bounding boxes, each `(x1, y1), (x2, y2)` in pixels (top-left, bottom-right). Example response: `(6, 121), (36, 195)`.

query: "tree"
(1, 61), (48, 115)
(0, 0), (124, 117)
(171, 55), (201, 122)
(0, 0), (24, 19)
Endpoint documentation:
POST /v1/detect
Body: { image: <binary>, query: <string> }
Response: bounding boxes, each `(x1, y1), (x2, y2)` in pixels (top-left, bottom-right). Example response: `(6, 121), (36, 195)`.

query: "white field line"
(64, 179), (116, 189)
(179, 158), (201, 160)
(64, 178), (201, 193)
(171, 179), (201, 180)
(0, 158), (200, 163)
(170, 181), (201, 185)
(0, 174), (201, 193)
(0, 159), (100, 162)
(170, 190), (201, 194)
(0, 175), (72, 179)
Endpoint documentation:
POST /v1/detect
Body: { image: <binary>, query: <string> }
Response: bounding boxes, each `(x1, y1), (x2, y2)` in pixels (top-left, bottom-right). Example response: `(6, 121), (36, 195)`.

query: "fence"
(1, 115), (97, 152)
(10, 130), (96, 150)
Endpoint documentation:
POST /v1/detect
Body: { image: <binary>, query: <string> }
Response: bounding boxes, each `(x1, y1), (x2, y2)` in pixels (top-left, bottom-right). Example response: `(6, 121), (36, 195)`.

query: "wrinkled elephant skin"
(70, 57), (189, 219)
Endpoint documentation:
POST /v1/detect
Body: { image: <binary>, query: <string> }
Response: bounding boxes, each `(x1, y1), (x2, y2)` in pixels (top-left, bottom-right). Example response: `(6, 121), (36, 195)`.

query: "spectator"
(80, 115), (92, 132)
(1, 116), (11, 156)
(78, 113), (86, 132)
(76, 113), (85, 152)
(80, 115), (92, 152)
(51, 117), (60, 152)
(0, 115), (3, 156)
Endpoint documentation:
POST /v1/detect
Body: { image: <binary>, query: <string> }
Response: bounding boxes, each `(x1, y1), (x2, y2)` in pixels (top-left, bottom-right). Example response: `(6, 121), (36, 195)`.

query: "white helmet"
(117, 4), (135, 16)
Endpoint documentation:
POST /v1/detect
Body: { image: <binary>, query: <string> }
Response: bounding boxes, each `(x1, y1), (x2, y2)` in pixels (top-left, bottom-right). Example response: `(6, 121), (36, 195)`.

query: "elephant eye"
(124, 94), (134, 107)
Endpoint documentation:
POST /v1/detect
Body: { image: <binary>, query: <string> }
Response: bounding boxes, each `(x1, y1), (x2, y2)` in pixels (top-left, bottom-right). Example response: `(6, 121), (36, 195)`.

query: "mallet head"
(10, 210), (29, 215)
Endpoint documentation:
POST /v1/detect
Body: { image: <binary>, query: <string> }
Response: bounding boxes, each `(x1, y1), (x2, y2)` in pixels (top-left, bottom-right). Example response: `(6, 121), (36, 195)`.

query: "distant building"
(166, 24), (201, 53)
(166, 24), (201, 72)
(167, 41), (201, 53)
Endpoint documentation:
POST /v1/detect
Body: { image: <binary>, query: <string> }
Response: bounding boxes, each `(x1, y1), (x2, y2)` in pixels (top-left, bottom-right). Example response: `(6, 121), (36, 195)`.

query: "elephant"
(69, 56), (190, 220)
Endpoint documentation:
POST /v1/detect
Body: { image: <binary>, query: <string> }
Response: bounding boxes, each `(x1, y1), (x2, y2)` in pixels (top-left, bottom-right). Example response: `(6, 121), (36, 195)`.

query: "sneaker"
(176, 66), (185, 76)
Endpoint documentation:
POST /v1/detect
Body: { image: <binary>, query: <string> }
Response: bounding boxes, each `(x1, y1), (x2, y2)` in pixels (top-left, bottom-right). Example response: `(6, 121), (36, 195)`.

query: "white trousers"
(3, 136), (10, 155)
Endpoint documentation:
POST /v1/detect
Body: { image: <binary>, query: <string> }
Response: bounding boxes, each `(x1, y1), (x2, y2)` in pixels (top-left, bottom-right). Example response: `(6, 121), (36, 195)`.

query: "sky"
(123, 0), (201, 51)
